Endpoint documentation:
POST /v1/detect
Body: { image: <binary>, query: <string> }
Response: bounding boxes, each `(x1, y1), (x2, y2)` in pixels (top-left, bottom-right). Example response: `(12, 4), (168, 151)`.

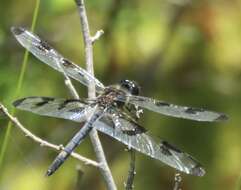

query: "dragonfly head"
(120, 79), (140, 95)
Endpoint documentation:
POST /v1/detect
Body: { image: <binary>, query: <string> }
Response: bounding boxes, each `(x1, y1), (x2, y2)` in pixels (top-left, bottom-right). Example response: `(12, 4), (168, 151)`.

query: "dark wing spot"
(215, 113), (228, 121)
(162, 141), (182, 153)
(62, 59), (76, 69)
(13, 98), (27, 107)
(160, 144), (172, 156)
(68, 107), (84, 113)
(58, 99), (83, 110)
(160, 141), (182, 156)
(37, 40), (52, 51)
(40, 40), (52, 50)
(11, 27), (25, 35)
(35, 101), (49, 107)
(185, 107), (204, 114)
(155, 101), (170, 107)
(122, 124), (147, 136)
(13, 97), (54, 107)
(35, 97), (54, 107)
(122, 130), (136, 136)
(133, 124), (147, 133)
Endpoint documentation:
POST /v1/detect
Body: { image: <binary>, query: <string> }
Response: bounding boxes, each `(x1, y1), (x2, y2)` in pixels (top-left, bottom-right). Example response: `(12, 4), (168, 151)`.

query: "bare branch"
(0, 103), (99, 168)
(125, 149), (136, 190)
(64, 77), (79, 98)
(74, 0), (117, 190)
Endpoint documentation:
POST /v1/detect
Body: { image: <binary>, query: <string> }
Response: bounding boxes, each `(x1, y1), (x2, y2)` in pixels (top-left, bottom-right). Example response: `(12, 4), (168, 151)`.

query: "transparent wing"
(11, 27), (105, 92)
(13, 96), (205, 176)
(95, 116), (205, 176)
(13, 97), (96, 122)
(116, 95), (228, 122)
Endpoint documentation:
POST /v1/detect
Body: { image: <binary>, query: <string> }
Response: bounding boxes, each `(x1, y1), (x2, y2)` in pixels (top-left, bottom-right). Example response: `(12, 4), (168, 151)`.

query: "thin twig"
(75, 0), (117, 189)
(64, 77), (79, 98)
(0, 103), (99, 168)
(52, 56), (79, 99)
(125, 149), (136, 190)
(173, 173), (182, 190)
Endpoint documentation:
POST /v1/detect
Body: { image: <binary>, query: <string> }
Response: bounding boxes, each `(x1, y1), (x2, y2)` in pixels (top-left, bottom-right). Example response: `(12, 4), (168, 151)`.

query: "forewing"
(117, 95), (228, 122)
(94, 116), (205, 176)
(13, 97), (95, 122)
(11, 27), (105, 92)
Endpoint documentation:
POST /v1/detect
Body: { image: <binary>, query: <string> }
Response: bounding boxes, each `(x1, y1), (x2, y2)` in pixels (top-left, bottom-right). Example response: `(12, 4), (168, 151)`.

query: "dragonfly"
(11, 26), (228, 177)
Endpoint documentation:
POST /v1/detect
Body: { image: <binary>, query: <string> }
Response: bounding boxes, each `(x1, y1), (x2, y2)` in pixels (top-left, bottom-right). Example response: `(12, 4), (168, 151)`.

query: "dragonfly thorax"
(97, 87), (126, 108)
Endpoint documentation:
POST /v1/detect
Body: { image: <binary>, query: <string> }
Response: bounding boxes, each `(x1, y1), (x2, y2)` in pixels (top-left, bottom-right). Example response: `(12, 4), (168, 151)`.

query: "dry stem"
(75, 0), (117, 189)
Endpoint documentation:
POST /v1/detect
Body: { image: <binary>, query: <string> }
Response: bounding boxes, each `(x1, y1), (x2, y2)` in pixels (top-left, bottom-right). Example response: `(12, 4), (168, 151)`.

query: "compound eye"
(131, 85), (140, 95)
(120, 79), (140, 95)
(120, 80), (131, 89)
(120, 79), (129, 86)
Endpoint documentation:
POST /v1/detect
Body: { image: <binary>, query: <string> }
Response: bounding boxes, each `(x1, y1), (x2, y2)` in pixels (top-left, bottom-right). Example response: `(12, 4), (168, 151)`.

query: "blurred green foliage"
(0, 0), (241, 189)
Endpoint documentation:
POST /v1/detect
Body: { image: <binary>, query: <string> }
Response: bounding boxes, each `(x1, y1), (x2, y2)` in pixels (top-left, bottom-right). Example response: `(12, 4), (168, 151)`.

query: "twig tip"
(91, 30), (104, 43)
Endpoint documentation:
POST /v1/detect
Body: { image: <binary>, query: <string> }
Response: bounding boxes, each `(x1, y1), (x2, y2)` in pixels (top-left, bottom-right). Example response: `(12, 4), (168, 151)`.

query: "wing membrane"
(13, 97), (95, 122)
(117, 95), (228, 122)
(11, 27), (105, 92)
(13, 96), (205, 176)
(95, 116), (205, 176)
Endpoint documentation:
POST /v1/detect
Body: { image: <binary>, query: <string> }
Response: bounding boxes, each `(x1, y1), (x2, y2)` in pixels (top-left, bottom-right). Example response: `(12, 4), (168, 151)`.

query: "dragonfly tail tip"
(45, 169), (54, 177)
(215, 113), (228, 122)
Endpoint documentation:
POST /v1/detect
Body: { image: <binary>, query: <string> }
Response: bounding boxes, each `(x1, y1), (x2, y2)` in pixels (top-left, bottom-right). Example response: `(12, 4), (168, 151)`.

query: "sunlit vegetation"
(0, 0), (240, 189)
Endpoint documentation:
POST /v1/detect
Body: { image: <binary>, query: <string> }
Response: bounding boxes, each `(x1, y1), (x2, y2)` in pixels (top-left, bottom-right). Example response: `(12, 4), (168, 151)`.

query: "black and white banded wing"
(118, 95), (228, 122)
(95, 116), (205, 176)
(11, 27), (105, 92)
(13, 97), (95, 122)
(13, 97), (205, 176)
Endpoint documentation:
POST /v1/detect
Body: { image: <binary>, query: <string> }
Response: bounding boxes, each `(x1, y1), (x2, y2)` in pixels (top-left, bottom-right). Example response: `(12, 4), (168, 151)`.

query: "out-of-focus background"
(0, 0), (240, 189)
